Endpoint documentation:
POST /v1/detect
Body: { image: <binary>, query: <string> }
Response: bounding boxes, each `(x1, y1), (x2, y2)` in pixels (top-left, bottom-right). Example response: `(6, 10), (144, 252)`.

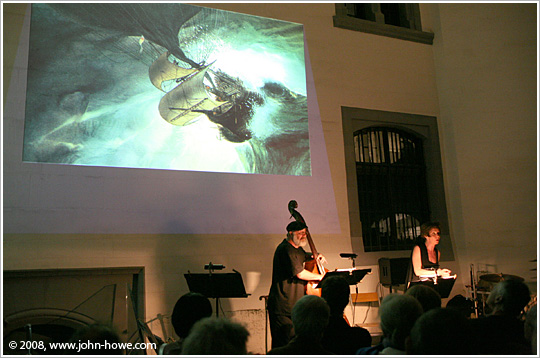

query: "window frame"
(333, 4), (434, 45)
(341, 106), (453, 258)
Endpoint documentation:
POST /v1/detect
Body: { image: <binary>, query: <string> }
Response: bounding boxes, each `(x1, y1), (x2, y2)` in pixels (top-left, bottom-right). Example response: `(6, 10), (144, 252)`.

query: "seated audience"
(268, 295), (333, 355)
(67, 323), (123, 355)
(407, 307), (472, 355)
(469, 278), (532, 355)
(320, 276), (371, 354)
(357, 293), (423, 355)
(160, 292), (212, 355)
(181, 317), (250, 355)
(405, 283), (441, 313)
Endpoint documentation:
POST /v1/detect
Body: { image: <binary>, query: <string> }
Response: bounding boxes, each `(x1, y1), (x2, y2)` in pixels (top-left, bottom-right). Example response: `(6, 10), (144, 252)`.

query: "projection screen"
(22, 3), (310, 176)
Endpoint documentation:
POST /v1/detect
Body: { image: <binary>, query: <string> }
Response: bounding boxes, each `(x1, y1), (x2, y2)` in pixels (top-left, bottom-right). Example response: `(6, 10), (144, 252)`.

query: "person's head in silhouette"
(181, 317), (250, 354)
(292, 294), (330, 340)
(407, 307), (471, 355)
(171, 292), (213, 339)
(486, 279), (531, 317)
(321, 275), (350, 316)
(405, 284), (441, 313)
(379, 293), (423, 351)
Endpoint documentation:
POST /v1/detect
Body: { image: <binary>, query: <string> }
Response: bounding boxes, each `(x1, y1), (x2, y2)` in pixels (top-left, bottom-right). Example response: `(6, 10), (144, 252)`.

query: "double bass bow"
(288, 200), (329, 296)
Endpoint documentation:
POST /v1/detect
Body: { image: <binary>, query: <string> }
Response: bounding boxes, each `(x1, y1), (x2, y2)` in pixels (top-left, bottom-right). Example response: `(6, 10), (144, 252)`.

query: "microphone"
(340, 253), (357, 258)
(204, 263), (225, 270)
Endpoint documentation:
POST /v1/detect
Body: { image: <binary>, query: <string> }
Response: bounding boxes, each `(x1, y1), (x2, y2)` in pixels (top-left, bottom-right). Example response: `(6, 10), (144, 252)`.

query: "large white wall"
(3, 3), (537, 354)
(431, 3), (537, 287)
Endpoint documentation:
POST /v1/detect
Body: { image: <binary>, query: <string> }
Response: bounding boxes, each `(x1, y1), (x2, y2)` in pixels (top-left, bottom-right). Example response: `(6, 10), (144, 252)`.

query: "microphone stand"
(205, 262), (225, 316)
(340, 253), (358, 325)
(25, 324), (32, 355)
(340, 253), (357, 268)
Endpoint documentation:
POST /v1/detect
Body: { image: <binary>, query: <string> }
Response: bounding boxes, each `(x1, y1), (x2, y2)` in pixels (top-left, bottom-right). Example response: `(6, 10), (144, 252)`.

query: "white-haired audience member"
(379, 293), (423, 355)
(357, 293), (423, 354)
(268, 295), (332, 355)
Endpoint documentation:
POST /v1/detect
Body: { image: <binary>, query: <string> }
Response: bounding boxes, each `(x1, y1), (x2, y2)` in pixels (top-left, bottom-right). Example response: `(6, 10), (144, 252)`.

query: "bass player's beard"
(293, 236), (307, 248)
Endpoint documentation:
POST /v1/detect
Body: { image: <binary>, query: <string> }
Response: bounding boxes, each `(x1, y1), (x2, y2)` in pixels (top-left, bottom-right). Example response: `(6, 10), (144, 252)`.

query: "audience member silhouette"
(268, 295), (333, 355)
(370, 293), (423, 355)
(160, 292), (212, 355)
(524, 304), (537, 355)
(469, 278), (532, 355)
(181, 317), (250, 355)
(67, 323), (123, 355)
(407, 307), (472, 355)
(487, 278), (531, 317)
(445, 294), (474, 319)
(320, 276), (371, 354)
(405, 284), (441, 313)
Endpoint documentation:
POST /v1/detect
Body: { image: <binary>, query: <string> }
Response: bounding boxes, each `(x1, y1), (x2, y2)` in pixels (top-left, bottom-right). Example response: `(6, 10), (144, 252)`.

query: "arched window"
(354, 127), (430, 251)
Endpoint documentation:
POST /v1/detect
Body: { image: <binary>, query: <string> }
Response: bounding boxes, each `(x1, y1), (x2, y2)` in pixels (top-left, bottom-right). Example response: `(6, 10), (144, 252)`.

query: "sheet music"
(315, 268), (371, 288)
(419, 274), (457, 279)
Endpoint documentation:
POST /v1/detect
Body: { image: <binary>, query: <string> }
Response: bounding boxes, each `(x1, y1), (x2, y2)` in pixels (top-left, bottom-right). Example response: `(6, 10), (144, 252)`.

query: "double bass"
(288, 200), (329, 296)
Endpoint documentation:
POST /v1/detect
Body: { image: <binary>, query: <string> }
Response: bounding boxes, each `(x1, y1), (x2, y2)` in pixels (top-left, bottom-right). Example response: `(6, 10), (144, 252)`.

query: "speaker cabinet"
(378, 257), (410, 286)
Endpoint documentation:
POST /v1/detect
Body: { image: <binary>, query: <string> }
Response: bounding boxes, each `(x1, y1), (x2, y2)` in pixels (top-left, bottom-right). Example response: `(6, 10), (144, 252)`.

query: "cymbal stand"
(470, 264), (479, 318)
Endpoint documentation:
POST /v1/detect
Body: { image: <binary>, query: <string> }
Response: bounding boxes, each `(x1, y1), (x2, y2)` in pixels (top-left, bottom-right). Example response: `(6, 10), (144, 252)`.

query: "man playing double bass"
(268, 221), (327, 349)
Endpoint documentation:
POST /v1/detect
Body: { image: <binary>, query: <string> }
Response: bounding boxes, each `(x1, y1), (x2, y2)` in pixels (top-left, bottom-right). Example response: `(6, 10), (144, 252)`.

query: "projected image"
(23, 4), (310, 175)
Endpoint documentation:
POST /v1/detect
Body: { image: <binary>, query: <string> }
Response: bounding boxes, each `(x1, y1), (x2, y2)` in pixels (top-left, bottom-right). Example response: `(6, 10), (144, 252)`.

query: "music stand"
(315, 268), (371, 288)
(185, 270), (249, 316)
(408, 276), (456, 298)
